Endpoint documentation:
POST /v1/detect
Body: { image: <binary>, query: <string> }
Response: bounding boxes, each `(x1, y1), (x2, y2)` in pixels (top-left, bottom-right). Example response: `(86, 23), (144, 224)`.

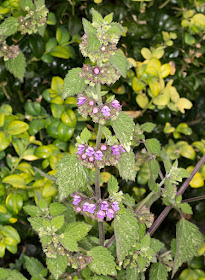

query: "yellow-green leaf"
(136, 94), (149, 109)
(2, 175), (26, 188)
(141, 48), (152, 60)
(160, 64), (171, 78)
(7, 121), (29, 135)
(177, 98), (193, 113)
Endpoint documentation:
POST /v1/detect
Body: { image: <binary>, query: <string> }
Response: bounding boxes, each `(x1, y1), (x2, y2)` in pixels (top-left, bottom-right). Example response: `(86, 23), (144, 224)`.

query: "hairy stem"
(95, 83), (104, 246)
(182, 195), (205, 204)
(148, 153), (205, 236)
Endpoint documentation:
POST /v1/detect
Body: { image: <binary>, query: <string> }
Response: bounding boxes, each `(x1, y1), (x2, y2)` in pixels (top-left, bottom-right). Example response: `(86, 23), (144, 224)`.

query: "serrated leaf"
(148, 160), (159, 178)
(80, 128), (92, 144)
(56, 155), (87, 201)
(108, 175), (119, 196)
(0, 17), (19, 37)
(118, 150), (136, 182)
(180, 203), (193, 214)
(82, 18), (97, 35)
(24, 256), (45, 277)
(114, 209), (139, 262)
(0, 268), (27, 280)
(111, 112), (134, 151)
(109, 50), (129, 78)
(49, 202), (66, 216)
(87, 34), (101, 52)
(46, 255), (67, 280)
(104, 13), (113, 24)
(126, 267), (140, 280)
(5, 51), (26, 82)
(172, 219), (203, 277)
(28, 217), (44, 232)
(59, 232), (78, 251)
(92, 8), (104, 24)
(20, 0), (35, 10)
(64, 222), (92, 241)
(88, 246), (117, 276)
(24, 205), (41, 217)
(145, 138), (161, 155)
(141, 122), (156, 133)
(51, 215), (64, 230)
(150, 238), (165, 253)
(149, 263), (168, 280)
(62, 68), (86, 99)
(122, 193), (135, 207)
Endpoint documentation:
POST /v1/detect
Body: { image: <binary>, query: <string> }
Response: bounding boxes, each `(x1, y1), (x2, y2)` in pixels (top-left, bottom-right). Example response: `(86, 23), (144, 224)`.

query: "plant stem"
(148, 153), (205, 236)
(182, 195), (205, 204)
(95, 83), (104, 246)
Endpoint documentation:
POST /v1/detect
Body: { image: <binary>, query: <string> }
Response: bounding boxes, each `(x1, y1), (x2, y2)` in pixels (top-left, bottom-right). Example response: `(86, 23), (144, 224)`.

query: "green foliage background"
(0, 0), (204, 279)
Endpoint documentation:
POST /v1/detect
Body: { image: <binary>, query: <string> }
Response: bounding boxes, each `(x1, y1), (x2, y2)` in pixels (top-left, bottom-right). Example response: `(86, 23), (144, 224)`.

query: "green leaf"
(49, 202), (66, 216)
(0, 268), (27, 280)
(109, 50), (129, 78)
(111, 112), (134, 151)
(145, 138), (161, 155)
(51, 215), (64, 230)
(92, 8), (104, 24)
(28, 217), (44, 232)
(126, 267), (140, 280)
(59, 232), (78, 252)
(172, 219), (203, 277)
(56, 27), (70, 45)
(20, 0), (35, 10)
(0, 17), (19, 37)
(62, 68), (86, 99)
(180, 203), (193, 215)
(24, 256), (46, 277)
(88, 246), (117, 276)
(80, 128), (92, 144)
(2, 174), (25, 188)
(46, 255), (67, 280)
(7, 120), (29, 135)
(108, 175), (119, 196)
(150, 238), (165, 253)
(24, 205), (41, 217)
(49, 46), (73, 59)
(5, 51), (26, 82)
(82, 18), (97, 35)
(114, 209), (139, 263)
(64, 222), (92, 241)
(141, 122), (156, 133)
(104, 13), (113, 24)
(122, 193), (135, 207)
(87, 34), (101, 52)
(56, 155), (87, 200)
(118, 150), (136, 182)
(149, 263), (168, 280)
(148, 160), (159, 178)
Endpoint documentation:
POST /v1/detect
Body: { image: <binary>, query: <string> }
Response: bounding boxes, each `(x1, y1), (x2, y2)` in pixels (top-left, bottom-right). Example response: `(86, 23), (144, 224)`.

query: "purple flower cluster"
(77, 94), (121, 125)
(71, 194), (120, 221)
(79, 64), (121, 86)
(76, 143), (126, 169)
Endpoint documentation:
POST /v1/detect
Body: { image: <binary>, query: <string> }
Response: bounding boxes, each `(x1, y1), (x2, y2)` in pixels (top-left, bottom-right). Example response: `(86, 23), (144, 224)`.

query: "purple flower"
(85, 146), (95, 156)
(111, 145), (120, 155)
(119, 144), (126, 153)
(83, 202), (90, 212)
(93, 107), (98, 114)
(97, 210), (105, 219)
(112, 201), (120, 212)
(101, 105), (110, 117)
(77, 144), (85, 155)
(72, 195), (81, 205)
(82, 154), (86, 159)
(95, 150), (103, 161)
(101, 144), (107, 151)
(89, 100), (94, 106)
(76, 207), (81, 212)
(106, 209), (115, 219)
(101, 201), (109, 211)
(77, 96), (86, 105)
(87, 203), (96, 214)
(112, 100), (120, 108)
(94, 67), (100, 75)
(89, 156), (94, 162)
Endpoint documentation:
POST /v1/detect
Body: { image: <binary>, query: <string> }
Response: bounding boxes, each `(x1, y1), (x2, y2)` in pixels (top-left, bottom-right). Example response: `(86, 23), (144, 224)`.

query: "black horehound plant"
(2, 8), (204, 280)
